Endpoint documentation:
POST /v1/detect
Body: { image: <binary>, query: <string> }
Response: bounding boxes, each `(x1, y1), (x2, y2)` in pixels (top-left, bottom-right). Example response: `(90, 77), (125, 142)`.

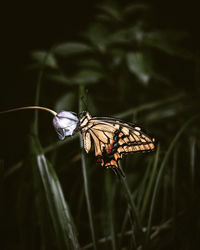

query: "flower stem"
(0, 106), (57, 116)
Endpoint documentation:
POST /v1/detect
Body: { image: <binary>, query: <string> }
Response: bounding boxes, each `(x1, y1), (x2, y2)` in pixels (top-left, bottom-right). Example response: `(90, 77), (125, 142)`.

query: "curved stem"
(0, 106), (57, 116)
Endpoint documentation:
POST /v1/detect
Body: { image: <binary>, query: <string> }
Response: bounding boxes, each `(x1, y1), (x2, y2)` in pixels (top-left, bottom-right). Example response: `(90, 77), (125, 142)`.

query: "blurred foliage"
(1, 1), (200, 250)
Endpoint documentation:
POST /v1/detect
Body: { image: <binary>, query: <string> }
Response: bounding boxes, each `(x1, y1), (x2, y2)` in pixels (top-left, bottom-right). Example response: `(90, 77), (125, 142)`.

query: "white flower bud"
(53, 111), (79, 140)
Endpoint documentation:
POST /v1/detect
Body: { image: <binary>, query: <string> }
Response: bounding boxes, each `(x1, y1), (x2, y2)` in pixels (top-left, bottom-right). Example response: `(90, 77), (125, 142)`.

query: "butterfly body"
(78, 111), (156, 175)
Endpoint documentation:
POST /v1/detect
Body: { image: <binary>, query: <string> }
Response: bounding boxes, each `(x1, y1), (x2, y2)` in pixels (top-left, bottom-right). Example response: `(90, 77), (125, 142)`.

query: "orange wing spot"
(110, 160), (118, 168)
(101, 162), (105, 167)
(119, 132), (123, 137)
(117, 147), (124, 153)
(114, 153), (120, 161)
(118, 139), (124, 145)
(110, 139), (114, 144)
(106, 144), (113, 154)
(124, 137), (129, 143)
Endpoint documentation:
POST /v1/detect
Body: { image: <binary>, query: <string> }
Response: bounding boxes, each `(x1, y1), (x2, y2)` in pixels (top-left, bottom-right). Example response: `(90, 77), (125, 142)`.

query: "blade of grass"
(144, 115), (200, 248)
(161, 173), (169, 220)
(140, 145), (160, 221)
(114, 93), (185, 119)
(30, 134), (79, 250)
(172, 145), (179, 239)
(137, 158), (154, 211)
(31, 158), (48, 249)
(105, 173), (117, 250)
(119, 164), (143, 248)
(119, 158), (154, 248)
(172, 144), (178, 217)
(79, 84), (97, 250)
(119, 189), (139, 249)
(120, 169), (142, 232)
(4, 134), (79, 179)
(189, 136), (196, 195)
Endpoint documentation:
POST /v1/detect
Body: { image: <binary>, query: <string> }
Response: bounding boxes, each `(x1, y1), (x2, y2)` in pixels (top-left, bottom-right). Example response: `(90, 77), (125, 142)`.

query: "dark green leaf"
(30, 135), (79, 250)
(31, 51), (58, 68)
(126, 52), (152, 85)
(97, 4), (122, 22)
(54, 42), (92, 57)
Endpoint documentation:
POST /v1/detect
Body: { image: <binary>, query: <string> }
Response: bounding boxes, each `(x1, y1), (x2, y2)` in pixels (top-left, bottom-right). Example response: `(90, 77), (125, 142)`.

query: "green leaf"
(126, 52), (151, 85)
(30, 135), (79, 250)
(31, 51), (58, 69)
(77, 58), (103, 71)
(108, 30), (132, 44)
(48, 70), (103, 85)
(97, 4), (122, 22)
(54, 42), (92, 57)
(124, 3), (149, 15)
(84, 23), (109, 51)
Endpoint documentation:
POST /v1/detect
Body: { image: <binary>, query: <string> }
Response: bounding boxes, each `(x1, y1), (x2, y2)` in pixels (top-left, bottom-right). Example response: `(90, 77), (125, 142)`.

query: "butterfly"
(53, 110), (156, 176)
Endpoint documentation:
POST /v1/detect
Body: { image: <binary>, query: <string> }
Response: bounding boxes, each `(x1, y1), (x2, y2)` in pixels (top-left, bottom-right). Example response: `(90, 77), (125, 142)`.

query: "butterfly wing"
(82, 117), (156, 174)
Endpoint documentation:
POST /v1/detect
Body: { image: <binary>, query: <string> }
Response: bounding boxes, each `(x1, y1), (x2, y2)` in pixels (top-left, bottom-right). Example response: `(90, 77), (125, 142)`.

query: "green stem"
(0, 106), (57, 116)
(79, 85), (97, 250)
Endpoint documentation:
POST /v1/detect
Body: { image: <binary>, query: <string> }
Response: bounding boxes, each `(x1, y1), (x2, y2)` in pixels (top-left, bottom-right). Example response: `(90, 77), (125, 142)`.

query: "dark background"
(1, 0), (200, 249)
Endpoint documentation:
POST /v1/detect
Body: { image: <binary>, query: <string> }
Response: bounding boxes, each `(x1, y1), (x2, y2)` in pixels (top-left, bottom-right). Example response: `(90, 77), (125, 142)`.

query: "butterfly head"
(53, 111), (79, 140)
